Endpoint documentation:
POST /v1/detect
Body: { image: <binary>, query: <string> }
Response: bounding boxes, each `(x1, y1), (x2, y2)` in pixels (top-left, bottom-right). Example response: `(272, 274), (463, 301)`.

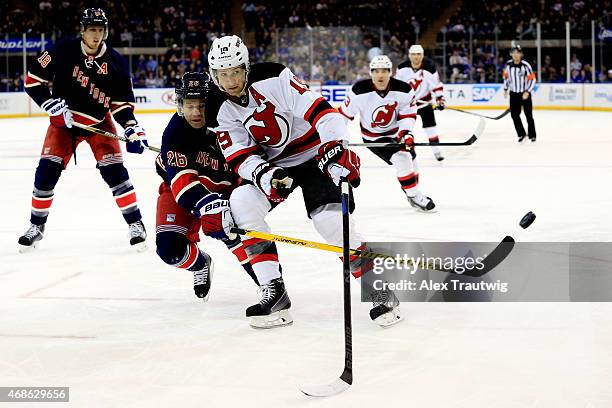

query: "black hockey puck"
(519, 211), (536, 229)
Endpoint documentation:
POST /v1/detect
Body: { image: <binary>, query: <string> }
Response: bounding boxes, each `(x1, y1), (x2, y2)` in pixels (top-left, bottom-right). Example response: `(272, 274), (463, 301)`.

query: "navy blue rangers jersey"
(25, 38), (137, 127)
(156, 113), (240, 211)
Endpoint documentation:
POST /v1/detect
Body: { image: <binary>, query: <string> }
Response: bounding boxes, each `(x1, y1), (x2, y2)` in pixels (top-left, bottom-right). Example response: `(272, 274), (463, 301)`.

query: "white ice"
(1, 110), (611, 407)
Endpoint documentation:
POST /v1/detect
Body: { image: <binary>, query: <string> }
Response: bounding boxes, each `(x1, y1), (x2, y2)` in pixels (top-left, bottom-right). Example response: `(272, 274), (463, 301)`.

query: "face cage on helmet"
(210, 63), (250, 94)
(81, 23), (109, 41)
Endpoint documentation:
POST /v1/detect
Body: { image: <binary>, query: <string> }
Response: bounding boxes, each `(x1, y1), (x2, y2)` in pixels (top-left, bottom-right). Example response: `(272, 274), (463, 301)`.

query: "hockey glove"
(197, 193), (237, 241)
(125, 124), (149, 154)
(252, 163), (293, 203)
(41, 98), (73, 128)
(398, 130), (415, 151)
(316, 140), (361, 188)
(435, 96), (446, 111)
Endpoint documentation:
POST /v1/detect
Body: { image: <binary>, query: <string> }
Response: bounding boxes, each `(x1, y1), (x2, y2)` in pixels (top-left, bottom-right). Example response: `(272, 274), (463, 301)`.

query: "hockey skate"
(128, 220), (147, 252)
(246, 277), (293, 329)
(18, 223), (45, 252)
(369, 289), (403, 328)
(433, 151), (445, 161)
(193, 253), (214, 301)
(406, 192), (436, 212)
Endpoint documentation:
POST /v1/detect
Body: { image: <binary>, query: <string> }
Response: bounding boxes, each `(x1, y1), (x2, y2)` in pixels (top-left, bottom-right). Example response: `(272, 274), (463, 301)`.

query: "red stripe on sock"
(115, 191), (137, 208)
(177, 242), (199, 269)
(31, 196), (53, 210)
(251, 253), (279, 264)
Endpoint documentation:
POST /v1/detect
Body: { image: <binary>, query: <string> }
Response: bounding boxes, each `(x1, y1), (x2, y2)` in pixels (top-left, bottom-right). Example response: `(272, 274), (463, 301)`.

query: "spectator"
(145, 56), (157, 74)
(570, 68), (584, 82)
(570, 53), (582, 72)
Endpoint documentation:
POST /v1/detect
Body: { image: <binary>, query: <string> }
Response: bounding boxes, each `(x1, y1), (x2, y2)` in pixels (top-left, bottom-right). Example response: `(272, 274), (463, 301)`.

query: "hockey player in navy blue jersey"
(18, 8), (148, 251)
(155, 72), (258, 300)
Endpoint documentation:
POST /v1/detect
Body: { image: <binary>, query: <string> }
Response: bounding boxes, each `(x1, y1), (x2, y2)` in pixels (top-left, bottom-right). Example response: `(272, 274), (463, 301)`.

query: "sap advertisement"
(321, 83), (587, 109)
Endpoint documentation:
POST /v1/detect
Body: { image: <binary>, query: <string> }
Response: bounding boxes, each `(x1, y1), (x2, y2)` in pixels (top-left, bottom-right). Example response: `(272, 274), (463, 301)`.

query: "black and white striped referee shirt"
(503, 60), (536, 93)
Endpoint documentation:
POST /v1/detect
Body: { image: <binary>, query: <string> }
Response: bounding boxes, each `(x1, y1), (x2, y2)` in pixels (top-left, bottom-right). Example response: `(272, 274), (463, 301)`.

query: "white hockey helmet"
(208, 35), (250, 88)
(408, 44), (424, 55)
(369, 55), (392, 71)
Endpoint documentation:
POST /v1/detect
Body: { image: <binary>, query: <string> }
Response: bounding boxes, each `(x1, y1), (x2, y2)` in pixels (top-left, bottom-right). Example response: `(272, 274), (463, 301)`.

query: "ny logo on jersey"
(371, 102), (398, 128)
(244, 87), (290, 148)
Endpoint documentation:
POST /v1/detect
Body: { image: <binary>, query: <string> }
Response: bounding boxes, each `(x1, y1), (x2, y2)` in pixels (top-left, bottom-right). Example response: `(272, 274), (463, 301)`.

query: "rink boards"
(1, 83), (611, 118)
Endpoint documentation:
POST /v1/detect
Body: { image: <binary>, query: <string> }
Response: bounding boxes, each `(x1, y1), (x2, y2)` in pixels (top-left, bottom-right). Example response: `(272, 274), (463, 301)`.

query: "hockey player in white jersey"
(205, 35), (402, 329)
(396, 45), (446, 161)
(339, 55), (436, 212)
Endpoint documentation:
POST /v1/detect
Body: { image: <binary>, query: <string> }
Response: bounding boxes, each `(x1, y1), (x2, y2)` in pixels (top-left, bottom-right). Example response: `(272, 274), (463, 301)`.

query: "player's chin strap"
(70, 120), (161, 153)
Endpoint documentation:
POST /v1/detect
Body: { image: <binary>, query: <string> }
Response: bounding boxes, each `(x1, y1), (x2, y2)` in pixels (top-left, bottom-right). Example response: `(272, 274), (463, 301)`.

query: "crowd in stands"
(242, 0), (451, 82)
(440, 0), (611, 83)
(2, 0), (231, 47)
(1, 0), (611, 90)
(442, 0), (610, 42)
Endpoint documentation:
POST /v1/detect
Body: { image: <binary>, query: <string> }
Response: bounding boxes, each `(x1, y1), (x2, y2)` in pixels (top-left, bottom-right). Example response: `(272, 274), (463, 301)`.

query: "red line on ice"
(19, 272), (82, 298)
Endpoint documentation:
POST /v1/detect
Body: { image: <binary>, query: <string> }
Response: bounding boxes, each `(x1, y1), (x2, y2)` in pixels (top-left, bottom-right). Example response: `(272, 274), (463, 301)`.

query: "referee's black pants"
(509, 91), (536, 139)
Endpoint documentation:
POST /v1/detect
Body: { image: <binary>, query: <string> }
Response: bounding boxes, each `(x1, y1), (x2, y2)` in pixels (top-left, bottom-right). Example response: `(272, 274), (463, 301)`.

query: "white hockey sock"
(390, 151), (420, 197)
(311, 204), (363, 249)
(230, 184), (281, 285)
(424, 126), (442, 155)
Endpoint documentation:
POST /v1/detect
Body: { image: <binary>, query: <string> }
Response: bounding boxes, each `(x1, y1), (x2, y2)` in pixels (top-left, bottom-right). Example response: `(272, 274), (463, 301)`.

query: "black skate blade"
(131, 240), (148, 252)
(300, 378), (351, 397)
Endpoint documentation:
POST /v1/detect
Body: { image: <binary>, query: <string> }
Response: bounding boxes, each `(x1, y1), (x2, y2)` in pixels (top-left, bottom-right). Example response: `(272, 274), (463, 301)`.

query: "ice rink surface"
(1, 110), (611, 407)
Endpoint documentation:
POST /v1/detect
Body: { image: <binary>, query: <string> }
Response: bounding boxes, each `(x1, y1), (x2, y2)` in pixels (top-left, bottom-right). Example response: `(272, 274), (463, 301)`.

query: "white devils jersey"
(208, 63), (349, 181)
(395, 57), (444, 102)
(338, 78), (417, 141)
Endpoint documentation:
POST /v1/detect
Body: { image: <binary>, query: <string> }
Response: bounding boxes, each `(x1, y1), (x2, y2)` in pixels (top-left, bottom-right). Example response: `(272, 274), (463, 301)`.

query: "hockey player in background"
(339, 55), (436, 212)
(396, 45), (446, 161)
(206, 35), (402, 329)
(155, 72), (258, 300)
(18, 8), (148, 251)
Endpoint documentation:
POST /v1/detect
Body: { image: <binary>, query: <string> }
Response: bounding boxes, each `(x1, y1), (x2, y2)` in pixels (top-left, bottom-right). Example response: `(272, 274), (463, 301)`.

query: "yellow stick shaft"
(231, 228), (390, 260)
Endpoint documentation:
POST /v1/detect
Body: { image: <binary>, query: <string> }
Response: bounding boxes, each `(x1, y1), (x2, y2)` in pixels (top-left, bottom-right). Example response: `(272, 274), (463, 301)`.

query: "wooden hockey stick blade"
(71, 121), (161, 153)
(300, 378), (351, 397)
(231, 228), (514, 277)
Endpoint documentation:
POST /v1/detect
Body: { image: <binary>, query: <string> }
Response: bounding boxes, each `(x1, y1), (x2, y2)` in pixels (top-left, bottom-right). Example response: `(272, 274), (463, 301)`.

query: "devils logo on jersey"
(244, 87), (291, 148)
(371, 102), (398, 128)
(244, 101), (290, 148)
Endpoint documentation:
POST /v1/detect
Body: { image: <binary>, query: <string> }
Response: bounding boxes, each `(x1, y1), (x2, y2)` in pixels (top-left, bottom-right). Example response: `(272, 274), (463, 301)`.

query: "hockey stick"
(70, 121), (161, 153)
(445, 106), (511, 120)
(231, 226), (515, 278)
(415, 98), (510, 120)
(349, 118), (485, 148)
(299, 178), (353, 397)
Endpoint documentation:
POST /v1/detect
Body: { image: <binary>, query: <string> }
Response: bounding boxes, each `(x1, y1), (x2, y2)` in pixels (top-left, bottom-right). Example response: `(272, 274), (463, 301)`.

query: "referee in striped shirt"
(503, 45), (537, 142)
